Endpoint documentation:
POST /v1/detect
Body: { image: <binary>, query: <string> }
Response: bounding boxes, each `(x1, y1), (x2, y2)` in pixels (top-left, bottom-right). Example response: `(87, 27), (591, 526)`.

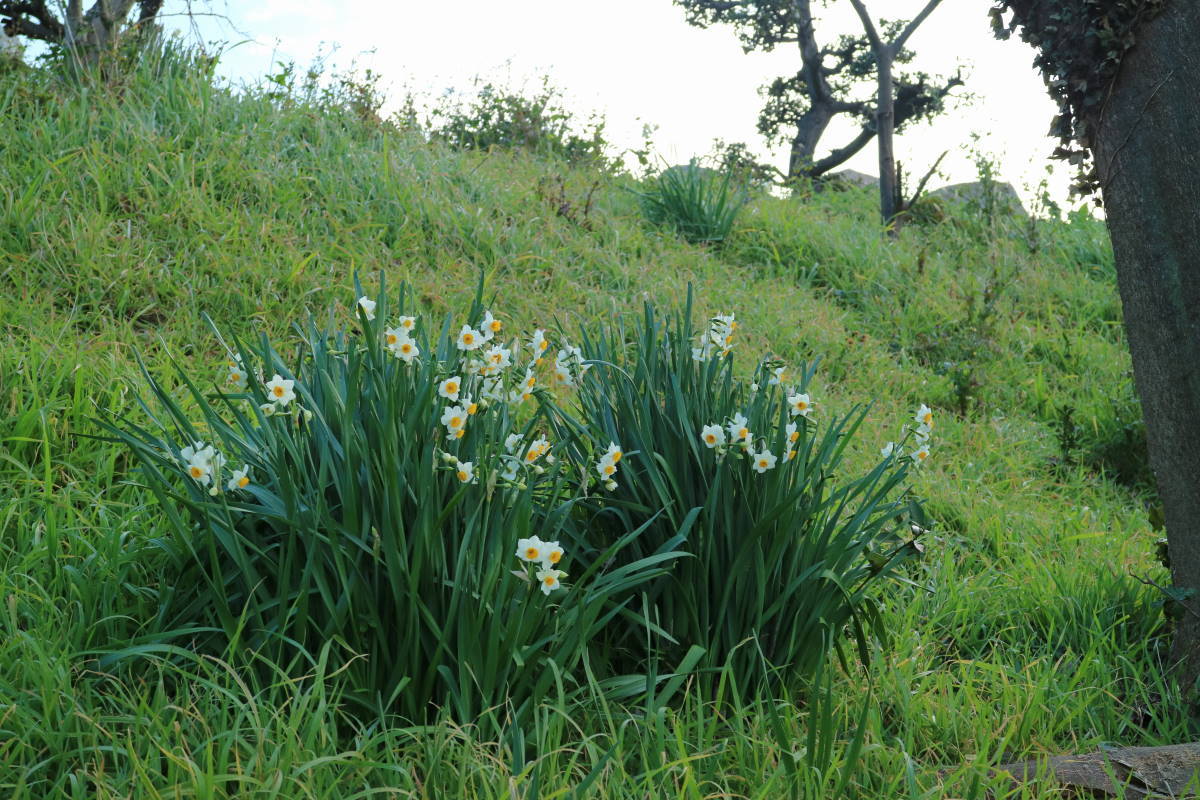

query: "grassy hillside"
(0, 47), (1189, 798)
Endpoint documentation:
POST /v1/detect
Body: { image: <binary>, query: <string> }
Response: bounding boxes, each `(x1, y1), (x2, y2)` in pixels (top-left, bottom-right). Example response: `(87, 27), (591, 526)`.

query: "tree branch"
(893, 0), (944, 53)
(809, 124), (877, 176)
(846, 0), (883, 52)
(906, 149), (948, 208)
(791, 0), (833, 104)
(0, 0), (65, 41)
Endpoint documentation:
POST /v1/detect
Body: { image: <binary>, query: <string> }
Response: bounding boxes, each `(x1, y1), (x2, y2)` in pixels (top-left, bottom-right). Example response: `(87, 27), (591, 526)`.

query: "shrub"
(637, 159), (748, 245)
(547, 295), (930, 693)
(420, 76), (612, 167)
(103, 283), (679, 723)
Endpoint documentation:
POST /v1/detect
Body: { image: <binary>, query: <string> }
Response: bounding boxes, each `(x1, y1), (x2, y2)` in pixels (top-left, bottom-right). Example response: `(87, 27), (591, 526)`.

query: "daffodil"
(479, 310), (502, 339)
(457, 324), (483, 351)
(516, 536), (547, 563)
(504, 433), (524, 453)
(398, 315), (417, 332)
(881, 442), (898, 458)
(226, 465), (251, 491)
(463, 396), (479, 415)
(786, 421), (800, 445)
(727, 413), (751, 444)
(500, 456), (522, 482)
(535, 567), (566, 595)
(769, 366), (788, 386)
(259, 402), (276, 417)
(264, 374), (296, 407)
(383, 327), (405, 348)
(226, 359), (248, 390)
(787, 393), (813, 418)
(915, 403), (933, 434)
(438, 376), (462, 402)
(441, 405), (467, 435)
(700, 423), (726, 448)
(596, 458), (618, 480)
(911, 443), (931, 465)
(181, 442), (218, 486)
(785, 447), (797, 461)
(483, 345), (511, 372)
(603, 479), (618, 491)
(525, 436), (550, 464)
(602, 442), (623, 465)
(540, 541), (565, 568)
(552, 362), (575, 386)
(357, 296), (376, 321)
(751, 448), (778, 474)
(481, 377), (506, 402)
(530, 329), (549, 363)
(390, 337), (420, 363)
(455, 459), (476, 483)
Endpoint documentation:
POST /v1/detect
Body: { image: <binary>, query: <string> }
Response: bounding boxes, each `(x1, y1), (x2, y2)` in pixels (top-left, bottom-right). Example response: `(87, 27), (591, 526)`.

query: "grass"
(0, 45), (1192, 797)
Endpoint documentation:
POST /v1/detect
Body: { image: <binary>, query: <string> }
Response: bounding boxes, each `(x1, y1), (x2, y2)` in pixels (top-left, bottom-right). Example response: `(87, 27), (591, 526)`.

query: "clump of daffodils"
(515, 536), (567, 595)
(910, 403), (934, 466)
(595, 441), (623, 491)
(692, 313), (737, 361)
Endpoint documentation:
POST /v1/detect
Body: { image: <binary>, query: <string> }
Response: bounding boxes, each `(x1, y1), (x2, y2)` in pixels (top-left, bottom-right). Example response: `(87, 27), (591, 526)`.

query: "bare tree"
(675, 0), (961, 182)
(846, 0), (944, 224)
(0, 0), (162, 59)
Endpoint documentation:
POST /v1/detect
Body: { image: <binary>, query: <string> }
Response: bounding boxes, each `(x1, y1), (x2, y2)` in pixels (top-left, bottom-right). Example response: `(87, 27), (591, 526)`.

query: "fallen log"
(991, 743), (1200, 798)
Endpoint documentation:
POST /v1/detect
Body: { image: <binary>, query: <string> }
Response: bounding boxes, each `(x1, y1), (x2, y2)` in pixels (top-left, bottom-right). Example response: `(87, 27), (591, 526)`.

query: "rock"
(929, 180), (1027, 217)
(825, 169), (879, 188)
(0, 29), (22, 60)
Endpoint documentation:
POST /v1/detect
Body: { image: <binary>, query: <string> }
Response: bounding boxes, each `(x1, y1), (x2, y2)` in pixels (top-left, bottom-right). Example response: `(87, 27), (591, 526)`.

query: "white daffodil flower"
(438, 376), (462, 402)
(441, 405), (467, 436)
(727, 413), (751, 444)
(915, 403), (933, 433)
(769, 366), (788, 386)
(454, 460), (476, 483)
(602, 442), (623, 465)
(265, 374), (296, 407)
(390, 337), (419, 363)
(881, 442), (898, 458)
(525, 436), (550, 464)
(536, 568), (566, 595)
(751, 449), (778, 474)
(259, 402), (276, 416)
(787, 393), (813, 418)
(539, 541), (564, 569)
(596, 458), (618, 480)
(479, 310), (502, 340)
(504, 433), (524, 453)
(357, 296), (376, 321)
(786, 421), (800, 446)
(456, 324), (483, 351)
(226, 465), (251, 491)
(226, 360), (248, 390)
(911, 444), (931, 465)
(700, 423), (726, 448)
(516, 536), (547, 563)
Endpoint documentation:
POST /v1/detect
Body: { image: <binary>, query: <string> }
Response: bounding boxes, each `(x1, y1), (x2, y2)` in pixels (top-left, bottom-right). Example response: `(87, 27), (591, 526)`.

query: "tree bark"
(1089, 1), (1200, 692)
(787, 102), (834, 178)
(875, 49), (897, 222)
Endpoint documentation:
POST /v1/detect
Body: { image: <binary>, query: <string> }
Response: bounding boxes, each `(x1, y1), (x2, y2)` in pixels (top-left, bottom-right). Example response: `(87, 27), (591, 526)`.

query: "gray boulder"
(825, 169), (879, 188)
(929, 180), (1027, 217)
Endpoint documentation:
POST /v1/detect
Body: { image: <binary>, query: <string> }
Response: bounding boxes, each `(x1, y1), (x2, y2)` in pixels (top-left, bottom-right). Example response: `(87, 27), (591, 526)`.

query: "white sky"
(170, 0), (1071, 206)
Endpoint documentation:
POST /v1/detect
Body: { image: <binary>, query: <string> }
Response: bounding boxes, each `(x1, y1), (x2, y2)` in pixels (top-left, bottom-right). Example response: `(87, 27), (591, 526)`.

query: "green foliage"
(990, 0), (1167, 195)
(100, 286), (681, 723)
(549, 297), (927, 691)
(636, 160), (748, 244)
(417, 76), (613, 167)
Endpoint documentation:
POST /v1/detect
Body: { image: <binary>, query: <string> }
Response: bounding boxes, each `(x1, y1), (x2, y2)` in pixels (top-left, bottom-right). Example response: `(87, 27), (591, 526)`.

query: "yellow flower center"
(526, 377), (535, 389)
(455, 430), (465, 439)
(463, 333), (474, 345)
(446, 382), (458, 394)
(738, 427), (749, 440)
(922, 413), (932, 425)
(189, 466), (204, 478)
(610, 451), (622, 464)
(401, 343), (412, 354)
(789, 432), (799, 443)
(272, 386), (285, 397)
(725, 335), (733, 345)
(798, 401), (808, 410)
(543, 575), (556, 587)
(705, 434), (716, 444)
(491, 353), (503, 363)
(237, 476), (250, 488)
(457, 470), (469, 482)
(490, 321), (502, 332)
(918, 450), (928, 460)
(450, 416), (462, 428)
(549, 550), (561, 564)
(526, 548), (540, 560)
(538, 340), (547, 351)
(467, 403), (478, 415)
(787, 450), (797, 460)
(386, 333), (397, 345)
(602, 464), (615, 476)
(402, 320), (413, 328)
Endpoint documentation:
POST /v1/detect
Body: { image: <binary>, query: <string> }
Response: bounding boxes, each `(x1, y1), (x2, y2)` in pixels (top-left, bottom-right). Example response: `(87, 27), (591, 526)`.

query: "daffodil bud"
(533, 465), (545, 475)
(302, 408), (314, 422)
(545, 454), (556, 465)
(441, 452), (457, 464)
(208, 486), (220, 496)
(604, 479), (617, 491)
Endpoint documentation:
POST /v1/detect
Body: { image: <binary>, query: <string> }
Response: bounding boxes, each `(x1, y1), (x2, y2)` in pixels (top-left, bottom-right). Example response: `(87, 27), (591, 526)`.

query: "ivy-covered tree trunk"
(1089, 1), (1200, 691)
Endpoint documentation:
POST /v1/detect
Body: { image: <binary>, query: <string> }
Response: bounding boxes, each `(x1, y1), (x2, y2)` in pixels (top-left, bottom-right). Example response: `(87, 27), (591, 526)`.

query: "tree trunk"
(787, 102), (835, 179)
(875, 48), (897, 223)
(1090, 1), (1200, 692)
